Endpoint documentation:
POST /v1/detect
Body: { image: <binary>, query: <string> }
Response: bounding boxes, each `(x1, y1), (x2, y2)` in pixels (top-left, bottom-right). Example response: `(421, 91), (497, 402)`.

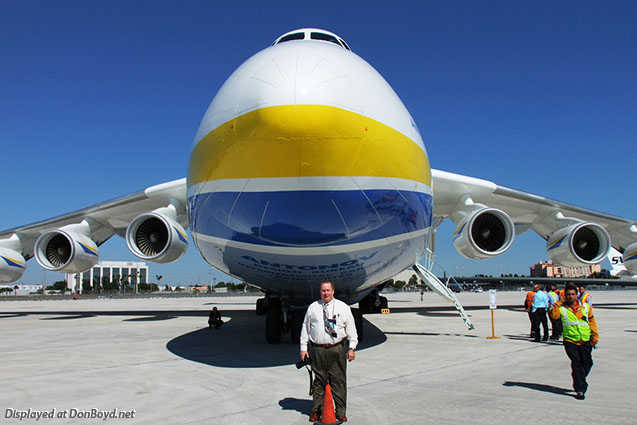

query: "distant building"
(66, 260), (148, 293)
(529, 261), (600, 278)
(0, 284), (43, 295)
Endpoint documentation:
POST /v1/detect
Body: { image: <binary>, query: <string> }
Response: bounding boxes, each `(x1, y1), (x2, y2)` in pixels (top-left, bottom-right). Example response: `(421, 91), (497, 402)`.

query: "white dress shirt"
(300, 298), (358, 351)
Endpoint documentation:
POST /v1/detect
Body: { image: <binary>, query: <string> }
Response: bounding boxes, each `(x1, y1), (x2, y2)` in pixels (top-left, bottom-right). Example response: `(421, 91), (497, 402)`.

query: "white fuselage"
(186, 39), (432, 304)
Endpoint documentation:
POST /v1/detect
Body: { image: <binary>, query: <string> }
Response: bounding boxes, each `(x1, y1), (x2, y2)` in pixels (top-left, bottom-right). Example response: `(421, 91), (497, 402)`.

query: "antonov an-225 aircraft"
(1, 29), (636, 342)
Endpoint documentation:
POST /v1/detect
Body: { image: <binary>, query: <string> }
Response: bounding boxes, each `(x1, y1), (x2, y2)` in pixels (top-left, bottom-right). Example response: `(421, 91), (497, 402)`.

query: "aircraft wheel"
(358, 296), (374, 314)
(379, 296), (388, 310)
(352, 308), (364, 343)
(256, 298), (266, 316)
(265, 308), (282, 344)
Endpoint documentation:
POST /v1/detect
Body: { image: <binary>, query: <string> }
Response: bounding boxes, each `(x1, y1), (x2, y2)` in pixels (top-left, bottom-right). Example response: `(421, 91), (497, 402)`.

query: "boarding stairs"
(413, 257), (475, 331)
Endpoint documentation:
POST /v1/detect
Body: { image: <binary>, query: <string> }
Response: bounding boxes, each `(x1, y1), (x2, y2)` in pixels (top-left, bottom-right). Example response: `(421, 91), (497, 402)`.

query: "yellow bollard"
(487, 289), (500, 339)
(487, 308), (500, 339)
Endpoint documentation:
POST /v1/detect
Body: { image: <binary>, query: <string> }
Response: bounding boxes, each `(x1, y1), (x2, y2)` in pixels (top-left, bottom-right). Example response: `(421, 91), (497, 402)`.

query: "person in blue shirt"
(547, 283), (562, 339)
(531, 284), (549, 342)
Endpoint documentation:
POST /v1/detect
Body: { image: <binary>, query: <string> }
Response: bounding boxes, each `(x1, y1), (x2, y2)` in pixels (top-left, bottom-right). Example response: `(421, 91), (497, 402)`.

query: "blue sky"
(1, 1), (635, 286)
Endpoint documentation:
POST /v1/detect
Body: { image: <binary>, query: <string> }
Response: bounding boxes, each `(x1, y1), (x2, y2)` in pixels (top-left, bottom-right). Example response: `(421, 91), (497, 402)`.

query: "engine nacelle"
(34, 230), (99, 272)
(546, 222), (610, 267)
(0, 248), (26, 283)
(623, 242), (637, 275)
(126, 212), (188, 263)
(453, 208), (515, 260)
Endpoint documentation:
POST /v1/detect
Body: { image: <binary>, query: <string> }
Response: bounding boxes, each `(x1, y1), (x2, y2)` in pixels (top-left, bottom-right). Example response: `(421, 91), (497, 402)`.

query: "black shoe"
(575, 392), (585, 400)
(542, 337), (548, 341)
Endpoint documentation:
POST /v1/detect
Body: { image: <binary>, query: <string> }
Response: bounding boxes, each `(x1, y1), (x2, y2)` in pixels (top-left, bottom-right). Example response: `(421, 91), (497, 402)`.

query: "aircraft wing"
(0, 179), (187, 265)
(431, 169), (637, 260)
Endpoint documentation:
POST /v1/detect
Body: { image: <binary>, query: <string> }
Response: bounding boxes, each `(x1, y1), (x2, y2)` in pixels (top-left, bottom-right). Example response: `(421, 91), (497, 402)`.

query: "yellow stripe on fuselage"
(188, 105), (430, 186)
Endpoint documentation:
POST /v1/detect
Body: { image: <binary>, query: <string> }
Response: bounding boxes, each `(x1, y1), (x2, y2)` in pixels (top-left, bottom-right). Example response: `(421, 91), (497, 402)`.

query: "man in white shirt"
(300, 281), (358, 422)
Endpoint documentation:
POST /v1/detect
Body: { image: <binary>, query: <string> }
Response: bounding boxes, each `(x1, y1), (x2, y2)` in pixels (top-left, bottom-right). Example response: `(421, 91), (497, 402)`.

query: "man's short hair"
(578, 283), (586, 289)
(320, 281), (335, 290)
(565, 282), (578, 293)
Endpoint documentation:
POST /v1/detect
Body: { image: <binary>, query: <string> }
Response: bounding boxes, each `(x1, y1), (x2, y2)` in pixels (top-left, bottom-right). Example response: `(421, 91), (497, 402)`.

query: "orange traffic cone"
(317, 384), (340, 424)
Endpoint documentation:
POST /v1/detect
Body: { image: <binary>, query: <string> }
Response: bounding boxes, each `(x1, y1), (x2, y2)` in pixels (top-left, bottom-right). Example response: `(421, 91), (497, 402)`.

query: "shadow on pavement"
(0, 313), (27, 319)
(166, 311), (386, 368)
(124, 315), (178, 322)
(40, 314), (96, 320)
(278, 397), (312, 415)
(416, 311), (468, 318)
(503, 334), (563, 345)
(502, 381), (573, 396)
(384, 331), (479, 338)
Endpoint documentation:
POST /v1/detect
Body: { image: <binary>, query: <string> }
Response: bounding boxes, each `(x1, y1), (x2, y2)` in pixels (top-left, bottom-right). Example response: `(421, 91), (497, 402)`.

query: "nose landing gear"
(258, 296), (306, 344)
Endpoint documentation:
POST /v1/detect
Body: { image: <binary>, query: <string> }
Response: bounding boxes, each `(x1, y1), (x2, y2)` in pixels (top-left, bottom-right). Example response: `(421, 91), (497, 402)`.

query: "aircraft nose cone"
(234, 42), (363, 115)
(188, 40), (432, 250)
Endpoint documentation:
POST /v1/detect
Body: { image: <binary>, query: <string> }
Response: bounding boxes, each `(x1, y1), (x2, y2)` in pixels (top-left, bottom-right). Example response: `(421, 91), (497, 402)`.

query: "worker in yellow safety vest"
(550, 282), (599, 400)
(577, 284), (592, 305)
(547, 283), (562, 339)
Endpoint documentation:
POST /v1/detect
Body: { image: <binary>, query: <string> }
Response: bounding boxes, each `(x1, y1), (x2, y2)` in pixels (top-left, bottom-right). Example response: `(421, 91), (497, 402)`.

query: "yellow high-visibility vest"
(560, 303), (591, 342)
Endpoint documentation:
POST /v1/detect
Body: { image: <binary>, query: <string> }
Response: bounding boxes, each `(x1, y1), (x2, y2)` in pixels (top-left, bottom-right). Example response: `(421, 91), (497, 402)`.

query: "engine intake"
(546, 222), (610, 267)
(34, 229), (99, 272)
(0, 248), (26, 283)
(126, 212), (188, 263)
(453, 208), (515, 260)
(623, 242), (637, 275)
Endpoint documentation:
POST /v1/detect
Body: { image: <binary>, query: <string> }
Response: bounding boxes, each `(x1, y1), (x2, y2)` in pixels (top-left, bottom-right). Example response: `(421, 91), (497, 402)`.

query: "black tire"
(256, 298), (266, 316)
(352, 308), (364, 343)
(290, 309), (305, 343)
(358, 296), (373, 314)
(265, 308), (281, 344)
(379, 296), (388, 310)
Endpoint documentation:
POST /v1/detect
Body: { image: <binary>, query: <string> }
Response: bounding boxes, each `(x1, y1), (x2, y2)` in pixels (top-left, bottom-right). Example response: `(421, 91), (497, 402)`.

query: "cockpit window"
(273, 29), (352, 51)
(311, 32), (341, 46)
(278, 32), (305, 43)
(338, 38), (351, 51)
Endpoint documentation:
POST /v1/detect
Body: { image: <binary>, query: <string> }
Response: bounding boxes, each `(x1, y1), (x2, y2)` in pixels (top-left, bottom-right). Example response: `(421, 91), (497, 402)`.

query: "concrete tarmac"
(1, 290), (636, 425)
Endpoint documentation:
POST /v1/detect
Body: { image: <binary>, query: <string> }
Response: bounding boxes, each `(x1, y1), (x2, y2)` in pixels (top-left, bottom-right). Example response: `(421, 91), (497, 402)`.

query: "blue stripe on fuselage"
(188, 189), (432, 247)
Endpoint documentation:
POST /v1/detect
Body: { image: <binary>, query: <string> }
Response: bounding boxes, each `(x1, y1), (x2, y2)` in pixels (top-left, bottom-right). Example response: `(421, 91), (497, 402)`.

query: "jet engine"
(126, 212), (188, 263)
(546, 222), (610, 267)
(0, 248), (26, 283)
(35, 229), (99, 272)
(453, 208), (515, 260)
(623, 242), (637, 275)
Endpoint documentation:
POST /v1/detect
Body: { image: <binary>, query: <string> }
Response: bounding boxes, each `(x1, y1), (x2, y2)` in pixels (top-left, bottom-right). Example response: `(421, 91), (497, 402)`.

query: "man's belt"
(311, 339), (344, 349)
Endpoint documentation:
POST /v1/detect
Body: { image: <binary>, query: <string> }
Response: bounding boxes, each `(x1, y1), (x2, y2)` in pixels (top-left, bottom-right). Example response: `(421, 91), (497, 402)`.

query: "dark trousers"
(208, 318), (223, 329)
(532, 308), (548, 341)
(310, 342), (347, 416)
(550, 316), (562, 338)
(564, 341), (593, 394)
(527, 311), (534, 337)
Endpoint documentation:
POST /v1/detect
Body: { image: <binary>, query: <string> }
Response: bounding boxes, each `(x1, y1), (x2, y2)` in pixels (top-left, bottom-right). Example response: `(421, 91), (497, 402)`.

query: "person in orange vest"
(578, 284), (592, 306)
(524, 286), (538, 338)
(549, 282), (599, 400)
